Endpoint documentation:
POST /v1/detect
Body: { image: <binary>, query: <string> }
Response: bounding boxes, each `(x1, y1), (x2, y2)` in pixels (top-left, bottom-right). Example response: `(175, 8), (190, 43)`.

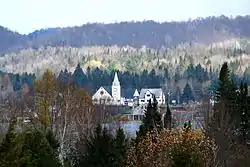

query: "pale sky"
(0, 0), (250, 34)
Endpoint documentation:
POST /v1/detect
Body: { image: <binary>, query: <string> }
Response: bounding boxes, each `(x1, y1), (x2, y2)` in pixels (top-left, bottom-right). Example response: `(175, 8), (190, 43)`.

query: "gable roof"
(97, 86), (136, 99)
(112, 72), (120, 86)
(133, 89), (140, 97)
(92, 86), (112, 99)
(139, 88), (163, 99)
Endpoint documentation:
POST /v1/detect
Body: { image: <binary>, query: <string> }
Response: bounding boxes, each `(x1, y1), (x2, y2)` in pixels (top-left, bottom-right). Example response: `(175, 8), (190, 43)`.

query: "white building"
(111, 72), (121, 104)
(138, 88), (165, 105)
(92, 72), (133, 105)
(92, 72), (166, 106)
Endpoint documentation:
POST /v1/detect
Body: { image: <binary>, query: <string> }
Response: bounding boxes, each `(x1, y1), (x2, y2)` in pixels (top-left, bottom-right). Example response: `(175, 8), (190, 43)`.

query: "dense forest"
(1, 63), (250, 167)
(1, 14), (250, 166)
(1, 39), (250, 77)
(1, 15), (250, 53)
(1, 62), (249, 104)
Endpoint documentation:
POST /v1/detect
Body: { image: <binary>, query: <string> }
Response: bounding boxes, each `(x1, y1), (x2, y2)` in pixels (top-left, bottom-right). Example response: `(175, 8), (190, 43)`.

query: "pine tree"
(76, 125), (128, 167)
(113, 127), (128, 167)
(238, 82), (250, 143)
(182, 83), (195, 103)
(78, 124), (115, 167)
(216, 62), (231, 101)
(0, 117), (18, 167)
(164, 103), (172, 130)
(183, 121), (192, 132)
(72, 63), (86, 87)
(215, 62), (239, 116)
(136, 95), (162, 139)
(46, 129), (60, 158)
(17, 129), (61, 167)
(34, 69), (57, 132)
(208, 62), (240, 166)
(1, 128), (61, 167)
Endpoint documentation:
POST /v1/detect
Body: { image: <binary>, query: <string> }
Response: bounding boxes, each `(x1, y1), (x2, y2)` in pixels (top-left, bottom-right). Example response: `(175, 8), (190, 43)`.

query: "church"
(92, 72), (166, 106)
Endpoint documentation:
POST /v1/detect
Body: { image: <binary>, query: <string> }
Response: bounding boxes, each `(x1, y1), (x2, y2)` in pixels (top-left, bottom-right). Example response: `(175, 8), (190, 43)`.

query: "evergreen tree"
(216, 62), (231, 101)
(238, 82), (250, 143)
(75, 125), (128, 167)
(46, 129), (60, 157)
(183, 121), (192, 132)
(215, 62), (239, 123)
(182, 83), (195, 103)
(164, 103), (172, 130)
(0, 117), (17, 167)
(208, 62), (241, 166)
(72, 63), (86, 88)
(113, 127), (128, 167)
(136, 95), (162, 139)
(1, 128), (61, 167)
(17, 129), (61, 167)
(78, 124), (115, 167)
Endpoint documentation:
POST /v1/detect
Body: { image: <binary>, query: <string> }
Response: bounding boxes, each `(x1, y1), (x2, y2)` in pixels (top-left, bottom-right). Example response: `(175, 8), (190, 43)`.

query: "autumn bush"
(126, 129), (218, 167)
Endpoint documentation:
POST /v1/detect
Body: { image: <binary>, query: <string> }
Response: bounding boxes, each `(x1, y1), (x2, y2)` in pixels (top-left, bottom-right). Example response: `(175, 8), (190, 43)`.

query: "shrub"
(126, 129), (217, 167)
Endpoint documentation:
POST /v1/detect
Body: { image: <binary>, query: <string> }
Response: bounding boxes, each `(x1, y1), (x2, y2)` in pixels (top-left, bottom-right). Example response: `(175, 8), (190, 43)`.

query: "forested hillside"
(1, 15), (250, 53)
(1, 38), (250, 76)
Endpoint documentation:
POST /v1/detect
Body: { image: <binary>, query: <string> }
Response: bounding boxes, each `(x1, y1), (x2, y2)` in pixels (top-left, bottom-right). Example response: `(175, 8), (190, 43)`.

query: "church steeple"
(112, 71), (121, 103)
(112, 72), (120, 86)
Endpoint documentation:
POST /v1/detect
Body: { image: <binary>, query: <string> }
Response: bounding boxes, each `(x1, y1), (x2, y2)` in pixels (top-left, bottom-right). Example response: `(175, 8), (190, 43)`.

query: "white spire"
(133, 89), (139, 97)
(112, 72), (120, 86)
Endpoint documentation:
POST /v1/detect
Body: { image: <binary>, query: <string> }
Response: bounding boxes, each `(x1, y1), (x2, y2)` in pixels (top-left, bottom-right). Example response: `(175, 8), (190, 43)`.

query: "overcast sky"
(0, 0), (250, 34)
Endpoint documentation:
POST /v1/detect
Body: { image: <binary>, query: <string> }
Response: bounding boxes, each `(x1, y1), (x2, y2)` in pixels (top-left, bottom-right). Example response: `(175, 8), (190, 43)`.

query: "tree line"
(1, 62), (250, 104)
(1, 61), (250, 166)
(1, 15), (250, 53)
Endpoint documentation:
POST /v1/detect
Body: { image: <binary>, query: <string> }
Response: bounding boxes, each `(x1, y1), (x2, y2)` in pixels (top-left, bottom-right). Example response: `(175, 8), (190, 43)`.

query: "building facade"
(92, 72), (165, 106)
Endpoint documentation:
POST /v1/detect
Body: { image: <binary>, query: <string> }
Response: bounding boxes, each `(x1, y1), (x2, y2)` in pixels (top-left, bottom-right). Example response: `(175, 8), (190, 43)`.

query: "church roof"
(139, 88), (163, 99)
(101, 86), (135, 99)
(133, 89), (139, 97)
(112, 72), (120, 86)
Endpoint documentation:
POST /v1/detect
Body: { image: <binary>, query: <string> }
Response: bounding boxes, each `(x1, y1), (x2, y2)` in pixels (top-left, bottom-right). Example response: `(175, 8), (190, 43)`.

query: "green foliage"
(113, 128), (128, 167)
(136, 96), (162, 140)
(0, 117), (18, 167)
(171, 143), (203, 167)
(238, 82), (250, 142)
(0, 124), (61, 167)
(182, 83), (195, 103)
(76, 124), (128, 167)
(216, 62), (231, 100)
(46, 129), (60, 156)
(164, 103), (172, 129)
(183, 121), (192, 132)
(16, 129), (61, 167)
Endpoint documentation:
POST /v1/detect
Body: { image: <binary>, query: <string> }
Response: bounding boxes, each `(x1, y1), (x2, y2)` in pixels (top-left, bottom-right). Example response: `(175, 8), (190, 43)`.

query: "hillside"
(1, 15), (250, 53)
(0, 26), (26, 53)
(1, 38), (250, 78)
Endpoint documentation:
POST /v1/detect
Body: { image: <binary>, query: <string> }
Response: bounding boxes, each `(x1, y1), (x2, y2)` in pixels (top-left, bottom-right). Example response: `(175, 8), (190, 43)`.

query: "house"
(92, 72), (138, 105)
(138, 88), (165, 105)
(92, 72), (166, 106)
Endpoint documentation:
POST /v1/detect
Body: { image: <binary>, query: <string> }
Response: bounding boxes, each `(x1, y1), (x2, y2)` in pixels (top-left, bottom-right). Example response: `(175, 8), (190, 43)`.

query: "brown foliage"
(34, 69), (57, 130)
(126, 129), (218, 167)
